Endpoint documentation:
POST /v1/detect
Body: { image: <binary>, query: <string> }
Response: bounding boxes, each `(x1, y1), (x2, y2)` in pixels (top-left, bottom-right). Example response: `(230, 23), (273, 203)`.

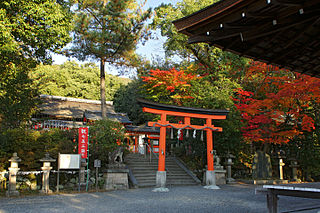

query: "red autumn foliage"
(141, 68), (200, 105)
(234, 62), (320, 144)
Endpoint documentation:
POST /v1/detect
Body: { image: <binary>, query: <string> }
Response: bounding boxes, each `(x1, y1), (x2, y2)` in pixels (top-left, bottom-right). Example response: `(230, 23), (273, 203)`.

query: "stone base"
(205, 170), (219, 189)
(152, 187), (169, 192)
(156, 171), (167, 188)
(227, 178), (236, 184)
(239, 179), (289, 185)
(103, 169), (129, 190)
(290, 179), (301, 183)
(6, 190), (20, 197)
(204, 185), (220, 190)
(215, 169), (226, 185)
(39, 189), (53, 194)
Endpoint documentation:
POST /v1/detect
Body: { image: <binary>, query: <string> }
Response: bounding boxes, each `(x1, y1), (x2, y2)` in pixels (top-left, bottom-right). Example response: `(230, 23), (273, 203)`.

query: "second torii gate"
(138, 99), (229, 191)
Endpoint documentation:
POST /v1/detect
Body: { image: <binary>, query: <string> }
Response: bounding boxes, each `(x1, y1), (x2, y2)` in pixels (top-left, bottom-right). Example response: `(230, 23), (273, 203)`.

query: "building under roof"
(173, 0), (320, 77)
(33, 95), (132, 129)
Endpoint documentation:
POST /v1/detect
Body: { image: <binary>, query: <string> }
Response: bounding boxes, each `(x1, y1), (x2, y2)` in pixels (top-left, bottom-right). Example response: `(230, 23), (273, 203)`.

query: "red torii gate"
(138, 99), (229, 191)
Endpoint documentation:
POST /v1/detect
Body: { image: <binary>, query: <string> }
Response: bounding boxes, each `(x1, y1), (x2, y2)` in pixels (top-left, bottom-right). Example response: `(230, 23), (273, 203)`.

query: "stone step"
(135, 176), (156, 181)
(137, 182), (156, 187)
(127, 165), (183, 170)
(132, 173), (157, 177)
(126, 154), (199, 187)
(166, 180), (198, 185)
(126, 163), (179, 167)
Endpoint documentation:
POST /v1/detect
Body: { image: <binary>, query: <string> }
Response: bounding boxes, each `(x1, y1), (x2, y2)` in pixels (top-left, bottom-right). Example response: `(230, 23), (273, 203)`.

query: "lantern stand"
(6, 153), (21, 197)
(39, 153), (56, 194)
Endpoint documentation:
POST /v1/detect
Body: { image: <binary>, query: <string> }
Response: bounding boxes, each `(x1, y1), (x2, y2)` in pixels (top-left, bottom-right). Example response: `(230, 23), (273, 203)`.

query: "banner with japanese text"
(78, 127), (89, 159)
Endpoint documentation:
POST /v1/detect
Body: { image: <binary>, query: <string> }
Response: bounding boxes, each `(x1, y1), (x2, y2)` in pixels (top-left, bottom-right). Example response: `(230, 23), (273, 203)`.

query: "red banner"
(78, 127), (89, 159)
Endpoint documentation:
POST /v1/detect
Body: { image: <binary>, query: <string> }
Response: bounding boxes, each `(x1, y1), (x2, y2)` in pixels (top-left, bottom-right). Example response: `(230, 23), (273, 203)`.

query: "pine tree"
(70, 0), (151, 117)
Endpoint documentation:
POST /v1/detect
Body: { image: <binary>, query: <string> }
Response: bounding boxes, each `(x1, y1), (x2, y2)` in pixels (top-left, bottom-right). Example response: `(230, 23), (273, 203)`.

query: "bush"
(89, 119), (127, 168)
(0, 128), (77, 171)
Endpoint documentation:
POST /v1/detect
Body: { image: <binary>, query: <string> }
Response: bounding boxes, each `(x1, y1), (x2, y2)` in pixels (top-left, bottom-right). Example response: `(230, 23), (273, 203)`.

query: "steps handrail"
(145, 143), (159, 162)
(125, 165), (138, 188)
(145, 143), (171, 173)
(172, 157), (201, 184)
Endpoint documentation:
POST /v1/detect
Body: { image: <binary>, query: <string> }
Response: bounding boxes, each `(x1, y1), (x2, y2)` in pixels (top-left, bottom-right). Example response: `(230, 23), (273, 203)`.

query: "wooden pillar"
(158, 113), (167, 171)
(134, 136), (138, 153)
(184, 117), (190, 125)
(206, 118), (214, 171)
(267, 191), (278, 213)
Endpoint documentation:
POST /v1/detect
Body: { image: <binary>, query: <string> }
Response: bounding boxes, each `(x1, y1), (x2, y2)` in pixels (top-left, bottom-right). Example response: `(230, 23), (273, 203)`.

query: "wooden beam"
(270, 17), (320, 63)
(143, 107), (227, 120)
(241, 29), (283, 56)
(148, 122), (223, 132)
(241, 15), (317, 41)
(273, 0), (304, 6)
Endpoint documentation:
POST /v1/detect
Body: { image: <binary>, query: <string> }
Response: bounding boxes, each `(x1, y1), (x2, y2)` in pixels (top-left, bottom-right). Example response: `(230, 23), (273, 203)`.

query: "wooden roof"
(173, 0), (320, 77)
(38, 95), (132, 124)
(39, 95), (114, 119)
(138, 98), (229, 116)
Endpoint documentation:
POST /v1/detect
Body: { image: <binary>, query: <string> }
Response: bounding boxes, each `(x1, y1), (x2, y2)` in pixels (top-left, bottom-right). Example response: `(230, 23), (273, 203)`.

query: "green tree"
(113, 79), (154, 125)
(152, 0), (247, 78)
(0, 128), (77, 170)
(31, 61), (131, 100)
(89, 119), (126, 167)
(69, 0), (151, 117)
(0, 0), (72, 128)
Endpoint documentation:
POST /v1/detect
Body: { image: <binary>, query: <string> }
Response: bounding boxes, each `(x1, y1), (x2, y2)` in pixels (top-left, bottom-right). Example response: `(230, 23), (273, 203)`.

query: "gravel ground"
(0, 184), (320, 213)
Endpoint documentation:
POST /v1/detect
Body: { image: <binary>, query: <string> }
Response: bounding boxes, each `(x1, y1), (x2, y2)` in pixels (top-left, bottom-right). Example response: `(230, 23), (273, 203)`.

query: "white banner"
(58, 154), (81, 169)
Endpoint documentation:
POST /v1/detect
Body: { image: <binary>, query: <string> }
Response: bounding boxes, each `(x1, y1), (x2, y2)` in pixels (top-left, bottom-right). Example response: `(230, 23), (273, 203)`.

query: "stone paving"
(0, 184), (320, 213)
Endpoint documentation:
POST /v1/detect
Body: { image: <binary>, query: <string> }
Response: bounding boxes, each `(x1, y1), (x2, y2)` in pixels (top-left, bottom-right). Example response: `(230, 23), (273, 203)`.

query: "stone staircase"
(125, 153), (200, 188)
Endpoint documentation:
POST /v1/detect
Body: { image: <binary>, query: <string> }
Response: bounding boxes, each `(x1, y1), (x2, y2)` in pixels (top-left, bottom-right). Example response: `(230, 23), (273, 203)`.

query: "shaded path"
(0, 184), (319, 213)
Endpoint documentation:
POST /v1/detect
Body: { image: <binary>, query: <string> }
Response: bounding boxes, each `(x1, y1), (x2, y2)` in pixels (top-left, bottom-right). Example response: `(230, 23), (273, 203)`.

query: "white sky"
(52, 0), (181, 77)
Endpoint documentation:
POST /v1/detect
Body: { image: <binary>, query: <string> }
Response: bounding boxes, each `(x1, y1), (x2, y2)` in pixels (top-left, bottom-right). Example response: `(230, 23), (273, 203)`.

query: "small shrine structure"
(138, 99), (229, 190)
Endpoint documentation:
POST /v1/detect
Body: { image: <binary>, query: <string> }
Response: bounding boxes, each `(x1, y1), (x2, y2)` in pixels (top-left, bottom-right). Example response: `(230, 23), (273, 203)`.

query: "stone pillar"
(0, 170), (6, 190)
(153, 113), (169, 192)
(226, 153), (235, 183)
(204, 119), (219, 190)
(278, 158), (285, 180)
(289, 158), (301, 182)
(6, 153), (21, 197)
(80, 159), (87, 184)
(40, 153), (56, 194)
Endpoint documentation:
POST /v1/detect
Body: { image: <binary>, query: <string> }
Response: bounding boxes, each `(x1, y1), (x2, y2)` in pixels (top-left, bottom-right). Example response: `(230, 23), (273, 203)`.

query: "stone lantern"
(40, 153), (56, 194)
(226, 152), (235, 183)
(6, 152), (21, 197)
(289, 157), (301, 182)
(274, 150), (286, 180)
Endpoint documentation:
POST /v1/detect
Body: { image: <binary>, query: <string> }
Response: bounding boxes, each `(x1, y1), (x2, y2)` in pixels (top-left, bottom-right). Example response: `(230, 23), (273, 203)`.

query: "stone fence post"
(40, 153), (56, 194)
(6, 153), (21, 197)
(289, 158), (301, 182)
(226, 153), (235, 183)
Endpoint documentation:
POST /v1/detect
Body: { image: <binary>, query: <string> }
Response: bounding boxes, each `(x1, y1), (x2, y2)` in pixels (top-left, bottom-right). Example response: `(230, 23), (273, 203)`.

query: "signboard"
(94, 159), (101, 168)
(78, 127), (89, 159)
(58, 154), (81, 169)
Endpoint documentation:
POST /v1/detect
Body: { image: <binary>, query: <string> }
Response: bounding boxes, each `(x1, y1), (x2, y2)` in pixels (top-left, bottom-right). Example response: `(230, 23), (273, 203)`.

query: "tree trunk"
(100, 59), (106, 118)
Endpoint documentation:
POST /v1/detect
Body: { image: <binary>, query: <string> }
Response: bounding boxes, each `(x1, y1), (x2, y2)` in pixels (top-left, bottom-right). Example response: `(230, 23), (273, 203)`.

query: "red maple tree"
(141, 68), (200, 105)
(234, 62), (320, 144)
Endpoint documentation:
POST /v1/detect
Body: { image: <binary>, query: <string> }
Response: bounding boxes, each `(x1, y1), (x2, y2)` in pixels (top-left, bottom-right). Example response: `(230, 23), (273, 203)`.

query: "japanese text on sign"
(78, 127), (89, 159)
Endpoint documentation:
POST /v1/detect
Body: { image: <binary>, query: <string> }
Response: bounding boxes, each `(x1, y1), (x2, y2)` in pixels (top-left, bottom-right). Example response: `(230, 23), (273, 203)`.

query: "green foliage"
(0, 0), (72, 128)
(113, 79), (153, 125)
(0, 0), (72, 65)
(89, 119), (127, 167)
(70, 0), (151, 64)
(69, 0), (151, 116)
(152, 0), (247, 78)
(30, 61), (131, 101)
(0, 63), (40, 129)
(0, 128), (77, 170)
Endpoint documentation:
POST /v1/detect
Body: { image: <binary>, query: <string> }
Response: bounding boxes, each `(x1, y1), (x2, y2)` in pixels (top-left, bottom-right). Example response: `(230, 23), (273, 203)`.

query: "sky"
(52, 0), (181, 77)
